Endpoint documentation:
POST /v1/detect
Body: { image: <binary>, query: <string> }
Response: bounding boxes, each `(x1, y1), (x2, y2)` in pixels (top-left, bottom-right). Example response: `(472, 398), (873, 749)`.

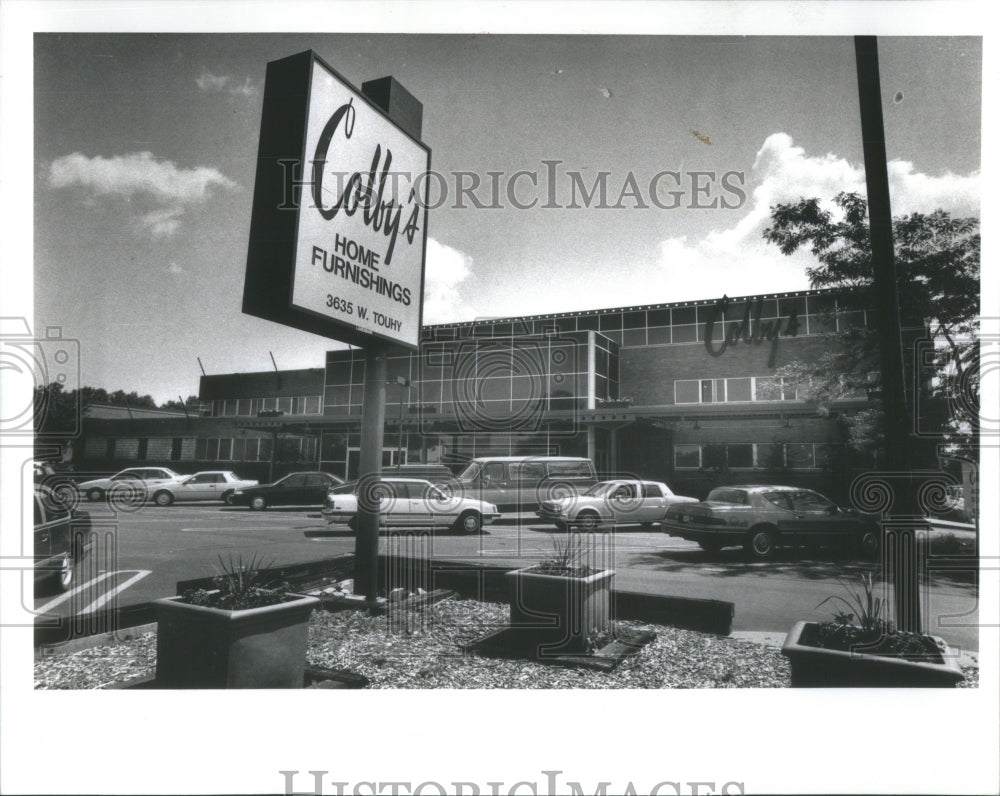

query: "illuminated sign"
(243, 51), (429, 350)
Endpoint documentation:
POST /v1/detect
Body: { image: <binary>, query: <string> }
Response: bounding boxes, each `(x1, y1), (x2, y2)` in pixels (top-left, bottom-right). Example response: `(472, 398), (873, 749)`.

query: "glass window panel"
(598, 312), (622, 331)
(305, 396), (321, 414)
(727, 377), (752, 402)
(808, 313), (838, 334)
(728, 444), (754, 468)
(674, 444), (700, 468)
(277, 396), (293, 413)
(701, 380), (714, 403)
(206, 439), (219, 460)
(807, 294), (837, 313)
(672, 324), (697, 343)
(623, 311), (645, 329)
(839, 310), (867, 330)
(326, 386), (350, 407)
(647, 309), (671, 327)
(815, 444), (835, 469)
(258, 437), (273, 461)
(675, 380), (700, 404)
(786, 444), (815, 469)
(326, 361), (352, 385)
(233, 438), (246, 460)
(714, 379), (726, 401)
(672, 306), (696, 325)
(576, 315), (599, 331)
(756, 443), (784, 469)
(755, 377), (782, 401)
(778, 296), (807, 317)
(554, 317), (575, 333)
(218, 439), (232, 460)
(195, 438), (207, 459)
(647, 326), (670, 345)
(622, 328), (646, 347)
(755, 299), (779, 319)
(703, 444), (725, 469)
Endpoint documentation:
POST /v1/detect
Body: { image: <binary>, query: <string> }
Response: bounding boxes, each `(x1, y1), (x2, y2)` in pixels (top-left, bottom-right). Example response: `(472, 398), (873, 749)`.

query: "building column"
(586, 424), (595, 462)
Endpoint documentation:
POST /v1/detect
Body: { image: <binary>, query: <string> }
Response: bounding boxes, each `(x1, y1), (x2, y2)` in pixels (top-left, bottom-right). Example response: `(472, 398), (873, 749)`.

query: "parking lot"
(30, 500), (981, 654)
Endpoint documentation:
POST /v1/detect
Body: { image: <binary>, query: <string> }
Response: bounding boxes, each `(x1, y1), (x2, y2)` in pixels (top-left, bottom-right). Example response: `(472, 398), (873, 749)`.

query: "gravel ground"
(33, 599), (979, 689)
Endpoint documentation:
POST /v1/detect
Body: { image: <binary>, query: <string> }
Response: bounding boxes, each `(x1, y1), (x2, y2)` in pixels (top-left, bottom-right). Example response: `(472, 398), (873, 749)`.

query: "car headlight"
(233, 489), (244, 495)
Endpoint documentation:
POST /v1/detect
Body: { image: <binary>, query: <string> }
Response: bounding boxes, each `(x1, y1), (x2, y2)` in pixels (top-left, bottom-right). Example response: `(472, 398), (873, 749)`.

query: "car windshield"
(458, 462), (481, 481)
(584, 482), (619, 497)
(706, 488), (749, 505)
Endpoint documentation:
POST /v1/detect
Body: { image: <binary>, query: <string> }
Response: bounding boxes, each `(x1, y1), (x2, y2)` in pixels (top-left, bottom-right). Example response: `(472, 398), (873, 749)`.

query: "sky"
(24, 32), (981, 404)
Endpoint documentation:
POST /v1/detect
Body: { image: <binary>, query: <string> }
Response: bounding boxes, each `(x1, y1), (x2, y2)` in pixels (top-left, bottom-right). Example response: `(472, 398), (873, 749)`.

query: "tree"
(762, 191), (980, 461)
(161, 394), (201, 412)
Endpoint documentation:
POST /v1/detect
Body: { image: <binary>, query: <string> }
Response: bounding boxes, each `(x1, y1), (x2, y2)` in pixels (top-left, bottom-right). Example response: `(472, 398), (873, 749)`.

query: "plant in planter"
(155, 553), (320, 689)
(781, 572), (964, 687)
(505, 533), (615, 656)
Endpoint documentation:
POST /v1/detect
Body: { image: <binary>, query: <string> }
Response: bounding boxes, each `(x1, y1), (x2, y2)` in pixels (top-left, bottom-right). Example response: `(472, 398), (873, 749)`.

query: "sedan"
(322, 477), (501, 533)
(230, 471), (345, 510)
(661, 485), (881, 560)
(537, 479), (698, 530)
(34, 484), (93, 592)
(77, 467), (186, 503)
(149, 471), (260, 506)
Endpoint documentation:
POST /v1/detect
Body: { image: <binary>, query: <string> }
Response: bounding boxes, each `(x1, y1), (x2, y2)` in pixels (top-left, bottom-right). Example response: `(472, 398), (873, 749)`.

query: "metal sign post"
(854, 36), (921, 633)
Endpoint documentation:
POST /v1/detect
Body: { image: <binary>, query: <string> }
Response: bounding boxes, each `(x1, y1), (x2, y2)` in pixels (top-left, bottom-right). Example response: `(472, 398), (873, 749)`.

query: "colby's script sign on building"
(243, 51), (429, 350)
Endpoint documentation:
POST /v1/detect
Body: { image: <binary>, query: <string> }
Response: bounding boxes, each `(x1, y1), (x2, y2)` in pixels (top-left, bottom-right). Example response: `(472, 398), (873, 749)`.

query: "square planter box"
(155, 593), (320, 689)
(505, 567), (615, 655)
(782, 621), (965, 688)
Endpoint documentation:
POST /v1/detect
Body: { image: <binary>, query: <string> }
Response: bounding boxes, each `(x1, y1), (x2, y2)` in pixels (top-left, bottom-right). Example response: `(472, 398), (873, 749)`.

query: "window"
(548, 461), (594, 478)
(510, 461), (546, 482)
(707, 488), (748, 505)
(786, 443), (815, 469)
(206, 439), (219, 460)
(281, 474), (308, 487)
(792, 490), (835, 512)
(612, 483), (637, 499)
(642, 483), (665, 498)
(674, 444), (700, 469)
(675, 380), (700, 404)
(727, 444), (754, 469)
(727, 377), (752, 402)
(762, 491), (794, 511)
(218, 439), (233, 461)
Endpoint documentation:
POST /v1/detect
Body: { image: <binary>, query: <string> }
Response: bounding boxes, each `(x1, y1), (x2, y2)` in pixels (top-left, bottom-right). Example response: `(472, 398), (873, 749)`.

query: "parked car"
(34, 484), (92, 592)
(537, 479), (698, 530)
(661, 485), (881, 560)
(148, 470), (260, 506)
(230, 471), (345, 510)
(455, 455), (598, 514)
(77, 467), (186, 503)
(322, 477), (501, 533)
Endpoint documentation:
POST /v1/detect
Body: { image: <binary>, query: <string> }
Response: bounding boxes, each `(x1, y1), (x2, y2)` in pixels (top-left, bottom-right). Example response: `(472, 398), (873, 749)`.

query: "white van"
(455, 456), (598, 515)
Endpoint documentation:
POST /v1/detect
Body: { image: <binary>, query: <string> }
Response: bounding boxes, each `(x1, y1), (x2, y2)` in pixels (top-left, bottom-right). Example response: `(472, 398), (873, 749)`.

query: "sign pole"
(354, 344), (388, 603)
(854, 36), (921, 633)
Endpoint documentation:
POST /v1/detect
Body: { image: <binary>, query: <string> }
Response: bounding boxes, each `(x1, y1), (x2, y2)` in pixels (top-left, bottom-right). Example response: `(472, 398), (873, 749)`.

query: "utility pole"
(854, 36), (922, 633)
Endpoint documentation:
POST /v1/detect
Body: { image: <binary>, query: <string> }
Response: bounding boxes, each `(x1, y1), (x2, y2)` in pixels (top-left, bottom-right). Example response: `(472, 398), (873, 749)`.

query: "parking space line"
(34, 572), (118, 614)
(79, 570), (151, 614)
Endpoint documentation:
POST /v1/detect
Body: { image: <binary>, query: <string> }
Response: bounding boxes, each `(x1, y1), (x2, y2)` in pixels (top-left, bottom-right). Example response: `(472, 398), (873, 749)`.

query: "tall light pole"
(396, 376), (411, 469)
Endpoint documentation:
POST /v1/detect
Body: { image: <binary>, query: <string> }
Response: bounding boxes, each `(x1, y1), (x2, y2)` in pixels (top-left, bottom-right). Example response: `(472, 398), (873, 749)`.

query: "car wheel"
(153, 490), (174, 507)
(87, 488), (104, 502)
(745, 527), (776, 560)
(53, 552), (74, 592)
(455, 511), (482, 534)
(698, 541), (722, 554)
(250, 495), (268, 511)
(222, 490), (235, 505)
(858, 529), (881, 561)
(575, 511), (600, 531)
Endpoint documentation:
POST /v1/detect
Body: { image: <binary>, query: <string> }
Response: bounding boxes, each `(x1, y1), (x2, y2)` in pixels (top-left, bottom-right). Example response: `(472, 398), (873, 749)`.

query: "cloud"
(196, 71), (259, 98)
(423, 238), (473, 323)
(655, 132), (980, 299)
(48, 151), (237, 238)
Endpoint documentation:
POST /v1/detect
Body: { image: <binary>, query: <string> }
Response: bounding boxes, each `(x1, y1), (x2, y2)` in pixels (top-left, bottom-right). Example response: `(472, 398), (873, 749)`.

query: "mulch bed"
(33, 599), (980, 689)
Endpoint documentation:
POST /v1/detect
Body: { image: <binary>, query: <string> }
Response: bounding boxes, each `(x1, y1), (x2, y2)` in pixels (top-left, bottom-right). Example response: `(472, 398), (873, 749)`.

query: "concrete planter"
(781, 621), (965, 688)
(154, 592), (319, 688)
(505, 567), (615, 655)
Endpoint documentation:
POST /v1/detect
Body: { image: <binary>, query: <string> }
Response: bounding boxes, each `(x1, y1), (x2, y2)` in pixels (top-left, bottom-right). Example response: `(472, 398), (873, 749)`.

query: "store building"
(74, 287), (880, 500)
